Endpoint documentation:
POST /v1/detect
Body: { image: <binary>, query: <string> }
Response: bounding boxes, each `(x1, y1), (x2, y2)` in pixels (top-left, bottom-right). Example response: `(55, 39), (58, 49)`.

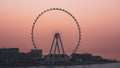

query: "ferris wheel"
(31, 8), (81, 64)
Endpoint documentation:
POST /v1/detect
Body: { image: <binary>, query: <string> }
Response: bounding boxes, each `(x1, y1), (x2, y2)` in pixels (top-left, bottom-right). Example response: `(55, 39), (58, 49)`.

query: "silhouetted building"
(0, 48), (118, 66)
(92, 56), (102, 61)
(18, 52), (29, 60)
(0, 48), (19, 61)
(28, 49), (42, 59)
(71, 53), (92, 61)
(0, 48), (43, 61)
(44, 54), (70, 63)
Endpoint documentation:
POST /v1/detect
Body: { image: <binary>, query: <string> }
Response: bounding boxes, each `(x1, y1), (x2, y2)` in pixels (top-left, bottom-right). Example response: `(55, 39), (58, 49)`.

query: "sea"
(12, 63), (120, 68)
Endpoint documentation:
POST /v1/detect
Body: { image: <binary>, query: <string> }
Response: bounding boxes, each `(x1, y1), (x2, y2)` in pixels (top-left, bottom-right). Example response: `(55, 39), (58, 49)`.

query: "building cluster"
(71, 53), (103, 61)
(71, 53), (117, 64)
(0, 48), (42, 60)
(0, 48), (118, 67)
(44, 54), (70, 64)
(0, 48), (42, 66)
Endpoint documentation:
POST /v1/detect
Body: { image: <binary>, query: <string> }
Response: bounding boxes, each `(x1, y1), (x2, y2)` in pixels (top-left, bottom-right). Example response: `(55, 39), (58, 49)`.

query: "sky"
(0, 0), (120, 60)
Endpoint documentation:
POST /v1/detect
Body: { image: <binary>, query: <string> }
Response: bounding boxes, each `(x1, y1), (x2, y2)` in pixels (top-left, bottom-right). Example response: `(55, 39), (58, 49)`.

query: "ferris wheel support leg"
(59, 36), (69, 63)
(57, 42), (61, 61)
(48, 37), (55, 63)
(56, 36), (61, 62)
(52, 41), (57, 64)
(49, 37), (55, 54)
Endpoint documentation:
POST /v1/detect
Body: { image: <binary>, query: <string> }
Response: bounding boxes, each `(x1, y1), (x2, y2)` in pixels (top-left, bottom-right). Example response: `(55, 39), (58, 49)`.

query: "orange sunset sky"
(0, 0), (120, 60)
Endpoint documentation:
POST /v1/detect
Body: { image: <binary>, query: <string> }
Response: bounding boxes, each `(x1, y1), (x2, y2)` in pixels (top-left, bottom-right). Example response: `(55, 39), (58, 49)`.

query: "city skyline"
(0, 0), (120, 61)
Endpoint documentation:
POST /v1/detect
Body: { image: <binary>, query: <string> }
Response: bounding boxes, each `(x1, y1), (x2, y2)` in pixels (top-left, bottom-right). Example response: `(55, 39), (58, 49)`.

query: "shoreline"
(0, 62), (119, 67)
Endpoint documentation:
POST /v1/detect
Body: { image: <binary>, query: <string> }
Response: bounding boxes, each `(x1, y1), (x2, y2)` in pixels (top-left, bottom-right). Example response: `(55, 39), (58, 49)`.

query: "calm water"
(15, 63), (120, 68)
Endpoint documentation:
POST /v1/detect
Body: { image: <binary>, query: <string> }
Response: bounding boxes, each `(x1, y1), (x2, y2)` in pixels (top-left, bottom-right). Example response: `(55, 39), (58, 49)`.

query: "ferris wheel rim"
(31, 8), (81, 55)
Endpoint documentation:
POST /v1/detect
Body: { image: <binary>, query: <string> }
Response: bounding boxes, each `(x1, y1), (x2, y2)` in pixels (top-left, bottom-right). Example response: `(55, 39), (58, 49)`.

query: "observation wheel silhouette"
(31, 8), (81, 64)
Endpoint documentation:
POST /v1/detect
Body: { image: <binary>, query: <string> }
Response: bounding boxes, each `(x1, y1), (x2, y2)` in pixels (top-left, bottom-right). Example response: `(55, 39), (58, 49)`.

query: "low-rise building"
(28, 49), (42, 59)
(0, 48), (19, 61)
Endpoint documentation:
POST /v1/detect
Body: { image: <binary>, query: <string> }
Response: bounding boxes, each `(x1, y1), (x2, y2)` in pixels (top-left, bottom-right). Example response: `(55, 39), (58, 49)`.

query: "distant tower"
(47, 33), (69, 64)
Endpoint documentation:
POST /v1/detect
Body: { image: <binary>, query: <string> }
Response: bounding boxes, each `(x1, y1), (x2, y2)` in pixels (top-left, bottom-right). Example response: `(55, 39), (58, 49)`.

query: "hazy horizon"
(0, 0), (120, 60)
